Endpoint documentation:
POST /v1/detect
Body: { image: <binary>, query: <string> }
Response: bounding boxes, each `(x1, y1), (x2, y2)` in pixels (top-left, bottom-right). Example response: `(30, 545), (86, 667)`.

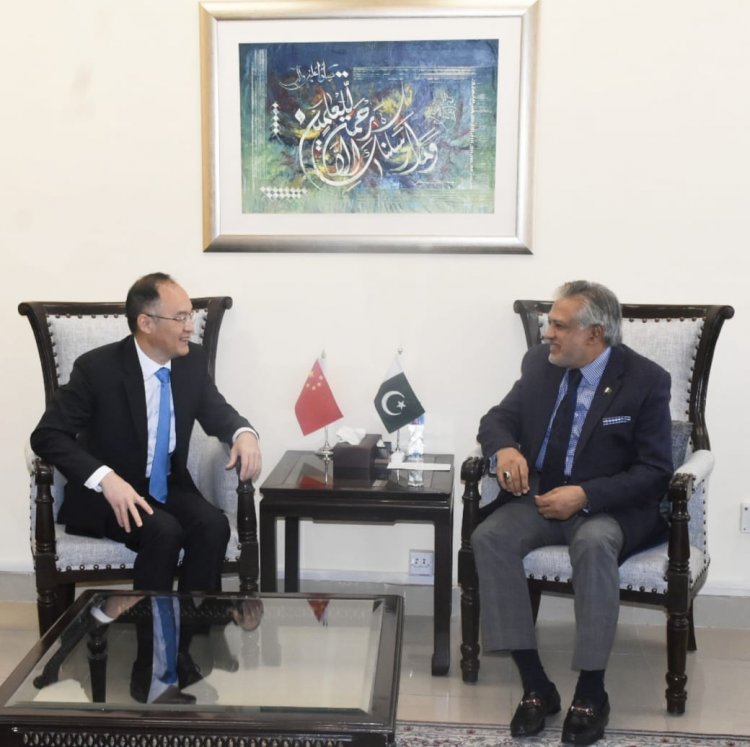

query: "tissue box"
(332, 434), (382, 477)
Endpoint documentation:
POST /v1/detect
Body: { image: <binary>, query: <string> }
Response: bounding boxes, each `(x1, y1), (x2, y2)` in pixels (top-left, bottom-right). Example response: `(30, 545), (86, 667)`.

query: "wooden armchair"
(20, 297), (259, 636)
(458, 301), (733, 714)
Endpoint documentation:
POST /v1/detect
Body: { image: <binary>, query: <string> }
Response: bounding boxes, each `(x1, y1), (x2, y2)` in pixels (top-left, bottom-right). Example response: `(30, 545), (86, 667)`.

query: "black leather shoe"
(177, 652), (204, 689)
(129, 666), (150, 703)
(561, 694), (610, 745)
(151, 685), (197, 705)
(510, 685), (561, 737)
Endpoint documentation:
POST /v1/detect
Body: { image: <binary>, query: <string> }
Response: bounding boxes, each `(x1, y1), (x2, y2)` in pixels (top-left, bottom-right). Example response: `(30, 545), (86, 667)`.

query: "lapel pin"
(603, 386), (612, 395)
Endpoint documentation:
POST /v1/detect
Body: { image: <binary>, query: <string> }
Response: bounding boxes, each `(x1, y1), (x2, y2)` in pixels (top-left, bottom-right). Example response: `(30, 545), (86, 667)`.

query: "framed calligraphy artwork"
(200, 1), (538, 253)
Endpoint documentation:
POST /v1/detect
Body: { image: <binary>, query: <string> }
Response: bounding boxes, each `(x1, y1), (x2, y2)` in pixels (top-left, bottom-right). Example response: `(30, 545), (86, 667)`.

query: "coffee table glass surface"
(0, 589), (403, 746)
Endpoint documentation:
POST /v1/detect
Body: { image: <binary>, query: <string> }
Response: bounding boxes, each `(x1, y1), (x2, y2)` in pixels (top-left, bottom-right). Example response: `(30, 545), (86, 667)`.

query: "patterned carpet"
(396, 722), (750, 746)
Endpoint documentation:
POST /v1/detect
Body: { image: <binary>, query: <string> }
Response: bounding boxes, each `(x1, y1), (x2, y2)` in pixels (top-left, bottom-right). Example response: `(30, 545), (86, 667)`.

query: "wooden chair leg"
(458, 457), (484, 683)
(37, 582), (74, 637)
(665, 609), (689, 714)
(236, 478), (258, 594)
(37, 589), (61, 637)
(459, 562), (480, 684)
(33, 608), (107, 697)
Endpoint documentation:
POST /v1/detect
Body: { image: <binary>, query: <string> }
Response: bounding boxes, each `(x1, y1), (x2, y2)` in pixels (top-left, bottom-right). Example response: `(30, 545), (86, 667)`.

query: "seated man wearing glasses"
(30, 271), (261, 595)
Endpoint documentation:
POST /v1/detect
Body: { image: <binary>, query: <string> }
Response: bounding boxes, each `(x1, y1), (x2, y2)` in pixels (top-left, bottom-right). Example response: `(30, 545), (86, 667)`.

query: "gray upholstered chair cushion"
(523, 449), (713, 594)
(30, 428), (242, 572)
(475, 419), (709, 595)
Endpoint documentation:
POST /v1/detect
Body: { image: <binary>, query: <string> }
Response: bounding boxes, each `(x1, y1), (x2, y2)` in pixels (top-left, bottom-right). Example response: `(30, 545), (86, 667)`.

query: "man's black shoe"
(510, 685), (561, 737)
(561, 694), (610, 745)
(151, 685), (197, 705)
(130, 676), (198, 705)
(177, 652), (204, 689)
(129, 665), (150, 704)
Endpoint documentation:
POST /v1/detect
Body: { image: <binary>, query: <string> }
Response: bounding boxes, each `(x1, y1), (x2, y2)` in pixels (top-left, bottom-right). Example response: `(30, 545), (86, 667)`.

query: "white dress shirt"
(85, 339), (257, 492)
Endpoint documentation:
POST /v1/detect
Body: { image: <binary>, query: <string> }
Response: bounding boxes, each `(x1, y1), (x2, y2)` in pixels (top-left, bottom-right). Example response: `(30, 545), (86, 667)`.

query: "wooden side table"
(259, 450), (454, 675)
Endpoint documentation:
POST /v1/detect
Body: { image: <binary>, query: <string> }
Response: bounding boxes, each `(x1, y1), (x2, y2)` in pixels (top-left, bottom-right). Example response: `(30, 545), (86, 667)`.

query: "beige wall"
(2, 0), (748, 595)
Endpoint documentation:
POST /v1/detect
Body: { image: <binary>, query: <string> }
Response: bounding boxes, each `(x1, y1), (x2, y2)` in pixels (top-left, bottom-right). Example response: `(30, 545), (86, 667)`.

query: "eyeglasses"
(146, 311), (196, 325)
(547, 319), (581, 332)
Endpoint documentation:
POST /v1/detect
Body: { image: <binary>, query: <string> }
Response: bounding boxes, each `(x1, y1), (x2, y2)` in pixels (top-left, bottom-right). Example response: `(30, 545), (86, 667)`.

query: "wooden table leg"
(284, 517), (300, 593)
(431, 516), (452, 676)
(259, 509), (278, 592)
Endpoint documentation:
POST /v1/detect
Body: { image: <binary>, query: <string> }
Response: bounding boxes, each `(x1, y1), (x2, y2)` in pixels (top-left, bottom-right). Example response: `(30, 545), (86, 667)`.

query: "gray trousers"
(471, 497), (624, 671)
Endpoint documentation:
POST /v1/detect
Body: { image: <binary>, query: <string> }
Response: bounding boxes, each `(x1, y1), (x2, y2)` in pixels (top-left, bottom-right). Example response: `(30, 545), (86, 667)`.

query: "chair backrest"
(513, 301), (734, 451)
(19, 297), (233, 405)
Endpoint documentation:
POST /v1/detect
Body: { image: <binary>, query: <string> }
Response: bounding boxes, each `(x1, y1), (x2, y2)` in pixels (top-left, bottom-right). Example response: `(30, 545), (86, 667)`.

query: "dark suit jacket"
(477, 343), (673, 560)
(30, 336), (252, 537)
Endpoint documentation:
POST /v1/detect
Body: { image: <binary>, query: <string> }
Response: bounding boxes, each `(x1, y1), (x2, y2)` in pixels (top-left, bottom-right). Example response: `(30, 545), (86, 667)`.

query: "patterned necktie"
(149, 367), (171, 503)
(539, 368), (582, 494)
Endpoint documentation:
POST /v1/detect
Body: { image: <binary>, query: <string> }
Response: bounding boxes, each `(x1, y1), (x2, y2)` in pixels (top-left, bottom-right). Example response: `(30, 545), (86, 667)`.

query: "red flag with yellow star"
(294, 358), (343, 436)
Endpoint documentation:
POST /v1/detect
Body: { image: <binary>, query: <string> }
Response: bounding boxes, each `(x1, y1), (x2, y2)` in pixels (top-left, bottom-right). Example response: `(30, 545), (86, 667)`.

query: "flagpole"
(316, 349), (335, 461)
(318, 424), (334, 462)
(393, 346), (403, 456)
(390, 348), (407, 459)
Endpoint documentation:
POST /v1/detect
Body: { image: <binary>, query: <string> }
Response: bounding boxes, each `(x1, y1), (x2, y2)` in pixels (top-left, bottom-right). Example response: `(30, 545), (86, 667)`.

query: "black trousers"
(103, 482), (230, 593)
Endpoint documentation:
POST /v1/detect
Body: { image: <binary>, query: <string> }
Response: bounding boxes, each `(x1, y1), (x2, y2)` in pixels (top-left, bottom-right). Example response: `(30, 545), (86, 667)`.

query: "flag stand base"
(317, 426), (334, 461)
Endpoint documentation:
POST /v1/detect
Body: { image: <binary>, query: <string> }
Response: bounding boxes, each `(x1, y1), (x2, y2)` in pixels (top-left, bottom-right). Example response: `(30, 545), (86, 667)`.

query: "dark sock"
(575, 669), (606, 706)
(512, 649), (553, 695)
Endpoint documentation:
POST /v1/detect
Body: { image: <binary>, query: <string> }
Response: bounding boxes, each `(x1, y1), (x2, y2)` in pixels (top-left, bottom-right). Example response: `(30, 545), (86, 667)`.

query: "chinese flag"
(308, 599), (330, 625)
(294, 358), (343, 436)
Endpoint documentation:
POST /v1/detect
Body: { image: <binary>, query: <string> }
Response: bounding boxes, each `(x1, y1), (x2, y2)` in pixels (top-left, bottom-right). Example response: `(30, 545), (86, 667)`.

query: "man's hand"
(534, 485), (588, 521)
(496, 447), (530, 496)
(231, 598), (264, 632)
(100, 472), (153, 533)
(226, 431), (262, 482)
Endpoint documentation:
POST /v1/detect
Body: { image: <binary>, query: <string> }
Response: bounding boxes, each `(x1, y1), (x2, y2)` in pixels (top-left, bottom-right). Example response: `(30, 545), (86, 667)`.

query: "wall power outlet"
(741, 503), (750, 533)
(409, 550), (434, 576)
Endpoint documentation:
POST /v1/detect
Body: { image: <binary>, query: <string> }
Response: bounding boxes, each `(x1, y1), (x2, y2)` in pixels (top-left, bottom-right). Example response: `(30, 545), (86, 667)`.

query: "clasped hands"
(496, 447), (587, 521)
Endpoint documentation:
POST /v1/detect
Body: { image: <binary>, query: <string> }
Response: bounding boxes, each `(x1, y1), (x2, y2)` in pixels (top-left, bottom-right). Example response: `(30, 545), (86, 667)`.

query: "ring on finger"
(502, 470), (512, 482)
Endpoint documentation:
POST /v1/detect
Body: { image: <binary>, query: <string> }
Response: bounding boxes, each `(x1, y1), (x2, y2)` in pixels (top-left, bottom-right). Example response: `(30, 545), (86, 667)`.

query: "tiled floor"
(399, 614), (750, 737)
(1, 601), (749, 737)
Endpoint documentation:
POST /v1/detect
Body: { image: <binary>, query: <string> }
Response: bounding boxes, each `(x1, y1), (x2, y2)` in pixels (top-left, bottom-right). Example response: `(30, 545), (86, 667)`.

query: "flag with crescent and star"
(295, 358), (343, 436)
(374, 356), (425, 433)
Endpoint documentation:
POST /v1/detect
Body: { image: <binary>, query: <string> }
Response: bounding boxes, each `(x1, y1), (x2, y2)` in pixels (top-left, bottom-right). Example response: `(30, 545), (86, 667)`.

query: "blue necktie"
(539, 368), (582, 494)
(152, 596), (179, 693)
(149, 367), (171, 503)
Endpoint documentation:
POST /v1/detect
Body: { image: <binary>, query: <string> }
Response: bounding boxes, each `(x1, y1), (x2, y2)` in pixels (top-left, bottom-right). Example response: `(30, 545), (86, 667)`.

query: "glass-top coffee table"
(0, 590), (403, 746)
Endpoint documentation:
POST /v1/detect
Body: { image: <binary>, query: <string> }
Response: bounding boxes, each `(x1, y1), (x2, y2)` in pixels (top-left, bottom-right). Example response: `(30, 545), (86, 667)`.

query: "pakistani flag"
(374, 357), (425, 433)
